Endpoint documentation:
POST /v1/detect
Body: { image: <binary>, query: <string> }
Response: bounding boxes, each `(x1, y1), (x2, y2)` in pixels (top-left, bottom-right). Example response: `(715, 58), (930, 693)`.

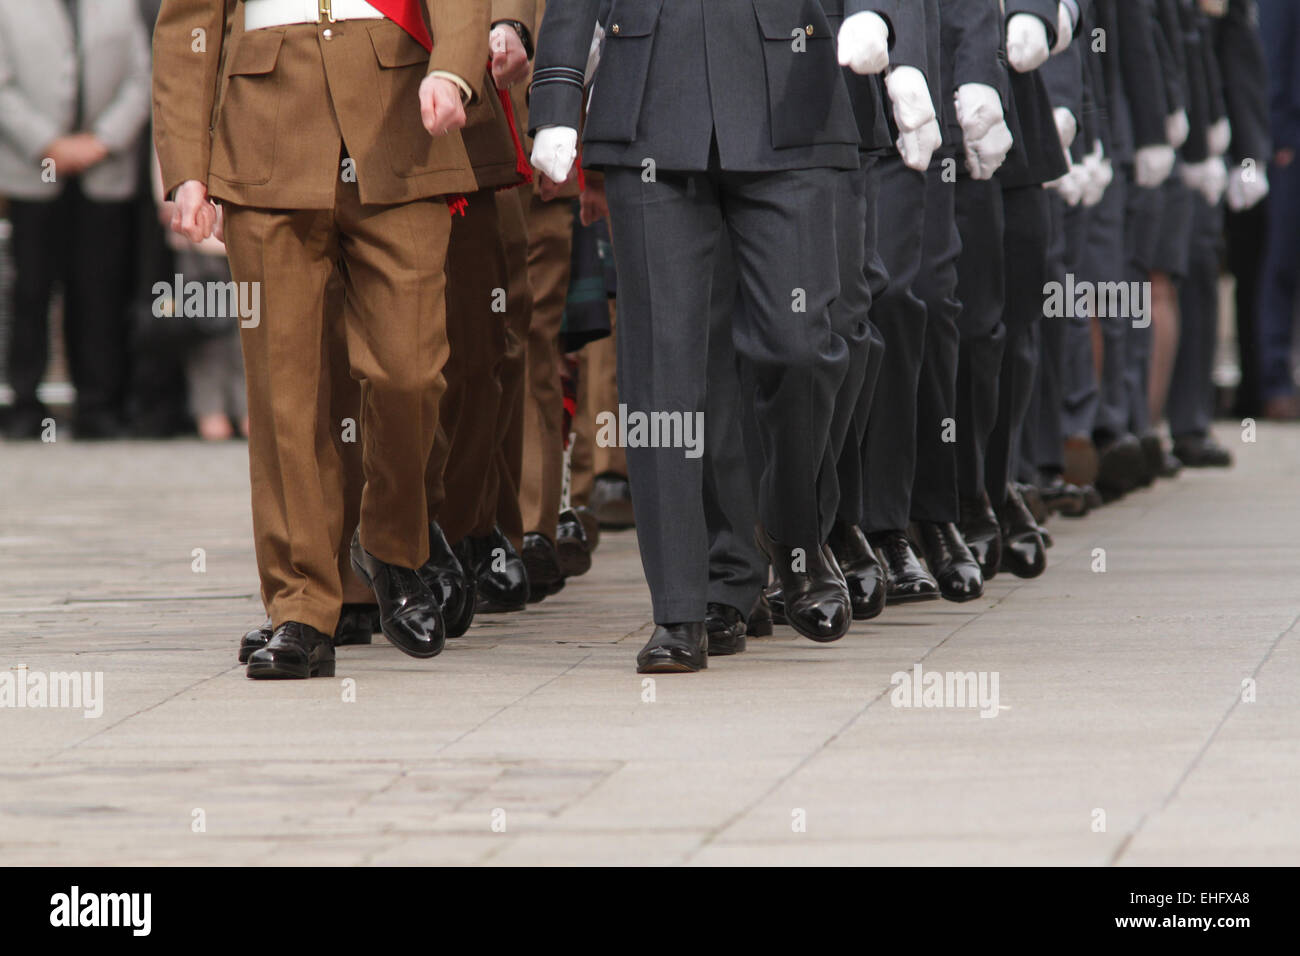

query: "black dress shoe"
(238, 604), (376, 662)
(522, 532), (565, 603)
(555, 508), (593, 578)
(349, 531), (445, 658)
(463, 527), (529, 613)
(72, 410), (124, 441)
(996, 484), (1047, 579)
(1138, 433), (1166, 486)
(1173, 433), (1233, 468)
(705, 603), (747, 656)
(3, 403), (49, 441)
(238, 618), (273, 664)
(636, 622), (708, 673)
(869, 529), (940, 604)
(756, 528), (851, 642)
(959, 493), (1002, 581)
(418, 522), (474, 638)
(1083, 485), (1104, 511)
(1038, 473), (1089, 518)
(747, 592), (773, 637)
(1020, 483), (1050, 525)
(573, 506), (601, 553)
(591, 473), (636, 529)
(827, 520), (886, 621)
(335, 603), (379, 645)
(246, 621), (335, 679)
(913, 521), (984, 603)
(1095, 432), (1145, 499)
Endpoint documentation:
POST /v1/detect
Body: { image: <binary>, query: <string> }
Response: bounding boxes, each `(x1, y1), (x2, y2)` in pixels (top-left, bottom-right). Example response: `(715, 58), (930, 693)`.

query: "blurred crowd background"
(0, 0), (1298, 444)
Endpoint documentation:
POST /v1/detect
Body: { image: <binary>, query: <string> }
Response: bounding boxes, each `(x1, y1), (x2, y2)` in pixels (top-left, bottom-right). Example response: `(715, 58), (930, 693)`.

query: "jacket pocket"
(583, 0), (665, 144)
(752, 0), (853, 149)
(210, 29), (284, 185)
(369, 23), (447, 177)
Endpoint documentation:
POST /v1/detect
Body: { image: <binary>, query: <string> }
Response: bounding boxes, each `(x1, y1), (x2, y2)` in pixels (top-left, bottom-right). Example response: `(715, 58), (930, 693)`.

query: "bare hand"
(580, 173), (607, 225)
(43, 133), (110, 177)
(170, 179), (219, 243)
(420, 75), (468, 137)
(490, 24), (529, 88)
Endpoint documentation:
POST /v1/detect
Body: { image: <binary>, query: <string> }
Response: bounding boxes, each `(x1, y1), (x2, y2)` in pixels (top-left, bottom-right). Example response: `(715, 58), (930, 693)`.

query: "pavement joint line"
(1107, 606), (1300, 866)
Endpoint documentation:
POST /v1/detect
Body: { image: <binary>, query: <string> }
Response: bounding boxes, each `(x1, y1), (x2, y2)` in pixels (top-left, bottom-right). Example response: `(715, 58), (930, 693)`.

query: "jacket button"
(322, 28), (333, 38)
(611, 23), (620, 34)
(805, 24), (814, 35)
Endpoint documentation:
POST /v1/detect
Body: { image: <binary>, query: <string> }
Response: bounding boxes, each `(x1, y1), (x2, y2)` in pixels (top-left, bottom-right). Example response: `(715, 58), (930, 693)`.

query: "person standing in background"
(0, 0), (151, 440)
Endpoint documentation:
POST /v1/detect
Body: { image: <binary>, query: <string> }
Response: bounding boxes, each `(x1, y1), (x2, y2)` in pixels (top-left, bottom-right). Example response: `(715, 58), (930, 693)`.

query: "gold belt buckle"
(319, 0), (335, 23)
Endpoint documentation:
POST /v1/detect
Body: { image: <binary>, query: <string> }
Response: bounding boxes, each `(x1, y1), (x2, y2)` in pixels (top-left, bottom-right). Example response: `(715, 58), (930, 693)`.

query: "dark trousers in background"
(1022, 192), (1072, 479)
(1226, 200), (1266, 417)
(910, 157), (963, 524)
(862, 156), (927, 533)
(1061, 200), (1100, 440)
(7, 179), (134, 422)
(606, 162), (847, 625)
(1256, 157), (1300, 402)
(1168, 194), (1226, 439)
(1092, 171), (1135, 442)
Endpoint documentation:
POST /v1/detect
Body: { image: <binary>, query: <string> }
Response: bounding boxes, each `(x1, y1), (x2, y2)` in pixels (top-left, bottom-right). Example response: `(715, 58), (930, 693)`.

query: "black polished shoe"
(959, 493), (1002, 581)
(418, 522), (474, 638)
(996, 484), (1048, 579)
(747, 592), (774, 637)
(1038, 473), (1089, 518)
(1021, 483), (1050, 525)
(591, 473), (636, 529)
(246, 621), (335, 679)
(555, 508), (593, 578)
(1083, 485), (1104, 511)
(573, 506), (601, 553)
(756, 528), (851, 642)
(335, 603), (379, 645)
(913, 521), (984, 603)
(636, 622), (707, 673)
(1172, 433), (1233, 468)
(1095, 432), (1145, 500)
(522, 531), (566, 603)
(238, 618), (273, 664)
(705, 603), (747, 656)
(349, 530), (445, 658)
(1138, 432), (1166, 486)
(827, 520), (886, 621)
(463, 527), (528, 613)
(3, 403), (49, 440)
(869, 529), (940, 604)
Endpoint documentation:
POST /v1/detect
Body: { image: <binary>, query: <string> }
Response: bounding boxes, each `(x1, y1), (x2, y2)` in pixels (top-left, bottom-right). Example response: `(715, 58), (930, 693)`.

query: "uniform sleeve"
(427, 0), (491, 103)
(1116, 0), (1170, 148)
(1220, 0), (1271, 160)
(528, 0), (603, 133)
(152, 0), (229, 196)
(847, 0), (930, 73)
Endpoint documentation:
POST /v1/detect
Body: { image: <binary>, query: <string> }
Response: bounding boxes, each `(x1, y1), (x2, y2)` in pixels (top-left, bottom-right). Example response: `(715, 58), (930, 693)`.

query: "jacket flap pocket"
(228, 30), (285, 76)
(369, 24), (431, 69)
(605, 0), (665, 38)
(753, 0), (831, 41)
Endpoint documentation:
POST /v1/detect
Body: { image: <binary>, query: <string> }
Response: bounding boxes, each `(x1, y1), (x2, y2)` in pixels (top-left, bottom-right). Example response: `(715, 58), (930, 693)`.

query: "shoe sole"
(246, 659), (336, 679)
(885, 590), (941, 605)
(707, 634), (747, 656)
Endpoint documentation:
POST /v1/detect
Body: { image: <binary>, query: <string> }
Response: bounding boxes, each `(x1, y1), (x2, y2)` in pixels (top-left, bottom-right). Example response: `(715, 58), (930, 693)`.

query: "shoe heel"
(314, 660), (336, 678)
(746, 617), (772, 638)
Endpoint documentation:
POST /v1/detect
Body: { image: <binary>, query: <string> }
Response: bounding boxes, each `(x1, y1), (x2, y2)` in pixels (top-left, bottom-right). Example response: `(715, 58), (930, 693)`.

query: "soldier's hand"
(955, 83), (1012, 180)
(1134, 144), (1176, 189)
(1166, 110), (1190, 150)
(580, 172), (608, 225)
(1207, 118), (1232, 157)
(836, 11), (889, 75)
(1053, 107), (1078, 156)
(171, 179), (219, 244)
(420, 75), (467, 137)
(490, 23), (529, 88)
(531, 125), (578, 185)
(886, 66), (941, 172)
(1006, 13), (1050, 73)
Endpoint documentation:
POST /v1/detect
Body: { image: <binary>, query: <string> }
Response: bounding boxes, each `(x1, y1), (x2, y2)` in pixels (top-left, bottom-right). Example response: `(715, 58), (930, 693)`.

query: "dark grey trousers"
(606, 164), (848, 624)
(1168, 192), (1225, 439)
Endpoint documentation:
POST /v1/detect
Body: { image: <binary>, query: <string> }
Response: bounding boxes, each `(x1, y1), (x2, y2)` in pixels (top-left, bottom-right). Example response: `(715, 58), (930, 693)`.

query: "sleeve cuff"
(427, 70), (475, 104)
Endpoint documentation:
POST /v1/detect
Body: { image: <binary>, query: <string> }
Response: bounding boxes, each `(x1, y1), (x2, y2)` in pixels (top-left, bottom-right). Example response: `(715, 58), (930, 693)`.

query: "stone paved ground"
(0, 423), (1297, 865)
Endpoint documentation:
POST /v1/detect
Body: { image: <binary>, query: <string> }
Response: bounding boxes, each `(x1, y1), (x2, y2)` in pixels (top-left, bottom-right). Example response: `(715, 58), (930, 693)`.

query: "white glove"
(837, 11), (890, 75)
(1006, 13), (1051, 73)
(1080, 141), (1113, 206)
(955, 83), (1013, 179)
(1053, 2), (1074, 55)
(1053, 106), (1077, 156)
(1226, 161), (1269, 211)
(886, 66), (942, 171)
(1181, 157), (1228, 205)
(530, 125), (579, 184)
(1046, 163), (1086, 206)
(1207, 117), (1232, 157)
(1134, 143), (1176, 188)
(1166, 110), (1190, 150)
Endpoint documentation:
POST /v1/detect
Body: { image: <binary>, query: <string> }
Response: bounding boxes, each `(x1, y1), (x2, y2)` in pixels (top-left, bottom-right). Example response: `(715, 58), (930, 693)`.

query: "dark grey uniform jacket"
(998, 0), (1071, 187)
(530, 0), (861, 172)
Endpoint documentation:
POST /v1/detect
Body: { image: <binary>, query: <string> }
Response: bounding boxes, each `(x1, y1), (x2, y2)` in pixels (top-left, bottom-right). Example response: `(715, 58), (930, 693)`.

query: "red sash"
(367, 0), (433, 51)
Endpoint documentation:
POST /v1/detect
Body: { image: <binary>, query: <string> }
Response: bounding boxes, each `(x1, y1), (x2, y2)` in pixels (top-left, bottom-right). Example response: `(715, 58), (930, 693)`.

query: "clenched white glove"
(886, 66), (942, 171)
(1135, 143), (1176, 188)
(1225, 161), (1269, 211)
(1053, 2), (1074, 55)
(1046, 163), (1086, 206)
(955, 83), (1013, 179)
(1207, 117), (1232, 157)
(837, 11), (890, 74)
(1006, 13), (1050, 73)
(531, 125), (579, 184)
(1166, 110), (1190, 150)
(1053, 106), (1077, 156)
(1080, 141), (1113, 206)
(1181, 157), (1228, 205)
